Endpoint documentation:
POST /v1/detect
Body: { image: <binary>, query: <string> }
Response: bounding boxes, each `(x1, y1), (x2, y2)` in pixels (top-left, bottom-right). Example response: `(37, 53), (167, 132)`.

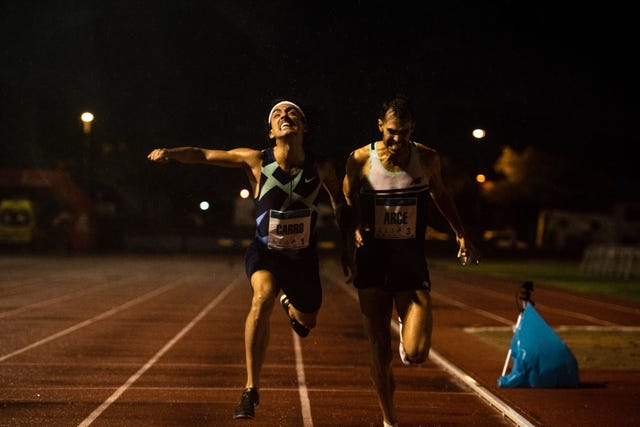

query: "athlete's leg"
(283, 302), (318, 330)
(244, 269), (277, 390)
(359, 286), (397, 426)
(281, 253), (321, 331)
(395, 288), (432, 364)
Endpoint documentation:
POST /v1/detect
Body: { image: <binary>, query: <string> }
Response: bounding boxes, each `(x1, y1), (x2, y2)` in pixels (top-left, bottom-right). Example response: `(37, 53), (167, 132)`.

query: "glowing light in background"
(472, 128), (486, 139)
(240, 189), (250, 199)
(199, 201), (210, 211)
(81, 112), (94, 135)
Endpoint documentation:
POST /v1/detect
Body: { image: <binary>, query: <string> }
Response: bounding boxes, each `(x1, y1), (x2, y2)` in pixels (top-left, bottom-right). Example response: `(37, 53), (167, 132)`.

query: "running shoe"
(398, 317), (412, 365)
(280, 294), (310, 337)
(233, 387), (259, 419)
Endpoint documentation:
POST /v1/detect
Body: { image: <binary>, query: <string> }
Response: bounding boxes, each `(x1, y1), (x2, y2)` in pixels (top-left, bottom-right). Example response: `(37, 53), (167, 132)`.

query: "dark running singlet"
(253, 147), (323, 258)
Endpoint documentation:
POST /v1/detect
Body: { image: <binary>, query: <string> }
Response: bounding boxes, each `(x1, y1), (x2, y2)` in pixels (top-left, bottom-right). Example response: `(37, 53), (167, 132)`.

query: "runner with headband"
(147, 99), (354, 419)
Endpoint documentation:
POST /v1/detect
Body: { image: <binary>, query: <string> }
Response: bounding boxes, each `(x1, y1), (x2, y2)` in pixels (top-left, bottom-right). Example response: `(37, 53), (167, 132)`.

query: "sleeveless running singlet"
(360, 141), (429, 242)
(354, 141), (431, 291)
(254, 147), (322, 257)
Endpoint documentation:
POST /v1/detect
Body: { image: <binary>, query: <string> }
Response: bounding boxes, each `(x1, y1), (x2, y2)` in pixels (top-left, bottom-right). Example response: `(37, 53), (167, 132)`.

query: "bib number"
(374, 197), (417, 239)
(268, 209), (312, 250)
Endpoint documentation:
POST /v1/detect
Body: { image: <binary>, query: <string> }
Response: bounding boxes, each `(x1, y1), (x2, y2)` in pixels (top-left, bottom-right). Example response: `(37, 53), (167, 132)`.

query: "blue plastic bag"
(498, 304), (580, 388)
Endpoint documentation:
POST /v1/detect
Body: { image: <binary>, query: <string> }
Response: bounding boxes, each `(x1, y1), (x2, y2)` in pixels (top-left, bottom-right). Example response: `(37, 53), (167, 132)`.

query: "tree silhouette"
(482, 146), (615, 211)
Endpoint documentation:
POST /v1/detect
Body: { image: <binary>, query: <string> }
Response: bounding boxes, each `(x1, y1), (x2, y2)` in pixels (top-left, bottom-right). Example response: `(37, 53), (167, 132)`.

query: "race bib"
(267, 209), (312, 250)
(374, 197), (417, 239)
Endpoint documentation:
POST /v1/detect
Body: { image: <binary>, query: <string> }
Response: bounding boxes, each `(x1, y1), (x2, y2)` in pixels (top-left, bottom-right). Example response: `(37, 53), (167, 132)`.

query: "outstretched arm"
(147, 147), (260, 167)
(147, 146), (263, 193)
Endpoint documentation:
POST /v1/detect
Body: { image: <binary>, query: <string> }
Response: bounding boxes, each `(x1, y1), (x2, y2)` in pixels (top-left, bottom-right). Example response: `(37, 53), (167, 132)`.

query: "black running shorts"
(353, 240), (431, 292)
(245, 239), (322, 313)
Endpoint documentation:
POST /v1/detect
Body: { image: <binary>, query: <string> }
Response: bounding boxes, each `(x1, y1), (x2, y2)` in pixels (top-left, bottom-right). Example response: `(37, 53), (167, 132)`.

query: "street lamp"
(76, 111), (96, 252)
(80, 112), (95, 199)
(81, 112), (94, 135)
(472, 128), (486, 139)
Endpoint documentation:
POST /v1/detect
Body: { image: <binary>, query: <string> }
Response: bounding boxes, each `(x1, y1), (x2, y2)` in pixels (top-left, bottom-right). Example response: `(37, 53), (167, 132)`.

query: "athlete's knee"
(250, 289), (276, 315)
(404, 340), (431, 364)
(407, 348), (430, 364)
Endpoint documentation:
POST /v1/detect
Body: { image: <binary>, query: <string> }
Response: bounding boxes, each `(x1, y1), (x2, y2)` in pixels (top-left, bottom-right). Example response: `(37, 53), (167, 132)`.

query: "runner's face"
(378, 112), (414, 155)
(269, 105), (305, 139)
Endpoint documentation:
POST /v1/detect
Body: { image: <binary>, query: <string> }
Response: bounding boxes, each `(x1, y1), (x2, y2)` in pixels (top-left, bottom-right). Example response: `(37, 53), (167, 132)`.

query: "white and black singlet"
(354, 141), (431, 292)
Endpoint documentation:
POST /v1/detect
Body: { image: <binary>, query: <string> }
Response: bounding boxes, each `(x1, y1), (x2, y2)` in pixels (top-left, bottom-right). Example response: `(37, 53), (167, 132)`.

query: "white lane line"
(0, 286), (102, 318)
(0, 281), (127, 319)
(466, 325), (640, 333)
(434, 275), (632, 323)
(292, 332), (313, 427)
(432, 288), (618, 326)
(0, 282), (180, 363)
(77, 274), (242, 427)
(427, 348), (535, 427)
(526, 305), (617, 326)
(430, 291), (515, 325)
(322, 269), (535, 427)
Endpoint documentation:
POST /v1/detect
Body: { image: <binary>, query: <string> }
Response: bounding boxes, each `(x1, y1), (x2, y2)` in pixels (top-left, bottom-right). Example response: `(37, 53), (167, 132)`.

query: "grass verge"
(428, 257), (640, 371)
(429, 258), (640, 302)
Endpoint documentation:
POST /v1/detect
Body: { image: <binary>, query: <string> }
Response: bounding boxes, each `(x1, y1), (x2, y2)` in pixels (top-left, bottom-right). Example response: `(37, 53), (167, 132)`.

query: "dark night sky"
(1, 1), (638, 202)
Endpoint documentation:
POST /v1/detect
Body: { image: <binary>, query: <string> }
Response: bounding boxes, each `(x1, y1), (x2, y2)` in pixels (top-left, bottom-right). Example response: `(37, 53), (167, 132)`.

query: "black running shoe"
(233, 387), (259, 419)
(280, 294), (310, 337)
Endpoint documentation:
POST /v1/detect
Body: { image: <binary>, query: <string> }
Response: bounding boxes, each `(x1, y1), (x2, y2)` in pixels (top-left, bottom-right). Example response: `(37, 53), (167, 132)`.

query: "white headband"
(267, 101), (305, 124)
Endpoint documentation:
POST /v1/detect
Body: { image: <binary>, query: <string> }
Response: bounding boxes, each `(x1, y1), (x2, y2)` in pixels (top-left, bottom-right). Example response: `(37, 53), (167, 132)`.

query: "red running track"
(0, 254), (638, 426)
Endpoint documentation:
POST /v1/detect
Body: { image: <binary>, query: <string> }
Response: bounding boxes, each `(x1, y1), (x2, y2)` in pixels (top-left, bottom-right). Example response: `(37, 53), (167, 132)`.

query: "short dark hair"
(379, 94), (415, 123)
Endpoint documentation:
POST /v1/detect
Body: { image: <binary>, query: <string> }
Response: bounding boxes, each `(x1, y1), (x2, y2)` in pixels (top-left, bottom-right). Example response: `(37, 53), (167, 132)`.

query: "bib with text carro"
(374, 197), (417, 239)
(267, 209), (312, 250)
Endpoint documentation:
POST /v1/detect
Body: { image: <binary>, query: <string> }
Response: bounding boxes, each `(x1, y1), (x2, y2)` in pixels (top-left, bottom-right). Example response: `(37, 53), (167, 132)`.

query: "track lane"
(2, 254), (638, 426)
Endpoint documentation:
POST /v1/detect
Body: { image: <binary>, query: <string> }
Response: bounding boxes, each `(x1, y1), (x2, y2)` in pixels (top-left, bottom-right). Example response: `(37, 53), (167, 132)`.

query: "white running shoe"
(398, 317), (412, 365)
